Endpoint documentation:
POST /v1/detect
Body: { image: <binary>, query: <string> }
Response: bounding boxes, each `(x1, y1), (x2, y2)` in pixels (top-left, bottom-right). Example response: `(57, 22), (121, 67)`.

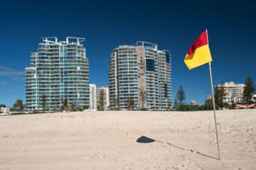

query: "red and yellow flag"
(184, 30), (212, 70)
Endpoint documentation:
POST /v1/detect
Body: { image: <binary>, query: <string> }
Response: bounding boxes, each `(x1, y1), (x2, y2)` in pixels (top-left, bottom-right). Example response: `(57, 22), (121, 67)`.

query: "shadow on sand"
(136, 136), (155, 143)
(136, 136), (219, 160)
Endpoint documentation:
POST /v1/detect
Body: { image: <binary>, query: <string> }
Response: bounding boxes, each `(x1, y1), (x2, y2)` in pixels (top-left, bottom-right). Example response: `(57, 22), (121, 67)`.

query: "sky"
(0, 0), (255, 106)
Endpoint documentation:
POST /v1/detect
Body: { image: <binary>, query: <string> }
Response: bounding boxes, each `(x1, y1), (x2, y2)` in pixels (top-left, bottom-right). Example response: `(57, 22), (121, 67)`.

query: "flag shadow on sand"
(136, 136), (155, 143)
(136, 136), (219, 160)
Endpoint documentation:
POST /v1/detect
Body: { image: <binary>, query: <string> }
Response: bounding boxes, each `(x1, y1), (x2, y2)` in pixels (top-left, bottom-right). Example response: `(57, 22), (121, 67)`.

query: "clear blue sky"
(0, 0), (255, 106)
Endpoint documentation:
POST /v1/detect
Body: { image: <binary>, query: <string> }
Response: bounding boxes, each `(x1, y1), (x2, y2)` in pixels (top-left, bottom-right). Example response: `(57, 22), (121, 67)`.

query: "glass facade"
(25, 37), (89, 112)
(109, 41), (172, 111)
(146, 59), (155, 71)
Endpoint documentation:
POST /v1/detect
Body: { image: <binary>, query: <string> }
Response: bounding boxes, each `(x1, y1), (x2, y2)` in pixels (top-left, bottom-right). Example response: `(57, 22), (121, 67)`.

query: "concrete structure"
(25, 37), (89, 112)
(0, 107), (10, 114)
(89, 84), (97, 111)
(191, 100), (198, 106)
(252, 94), (256, 103)
(217, 82), (245, 104)
(96, 86), (110, 111)
(109, 41), (172, 111)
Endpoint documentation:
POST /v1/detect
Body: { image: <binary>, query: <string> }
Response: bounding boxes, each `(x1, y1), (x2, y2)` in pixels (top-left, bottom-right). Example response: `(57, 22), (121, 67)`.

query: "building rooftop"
(136, 41), (158, 50)
(41, 37), (85, 45)
(218, 82), (245, 88)
(115, 41), (169, 52)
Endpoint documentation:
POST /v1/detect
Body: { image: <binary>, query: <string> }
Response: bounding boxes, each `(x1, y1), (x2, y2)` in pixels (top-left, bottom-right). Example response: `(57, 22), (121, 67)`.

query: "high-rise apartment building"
(96, 86), (110, 111)
(109, 41), (171, 111)
(25, 37), (89, 112)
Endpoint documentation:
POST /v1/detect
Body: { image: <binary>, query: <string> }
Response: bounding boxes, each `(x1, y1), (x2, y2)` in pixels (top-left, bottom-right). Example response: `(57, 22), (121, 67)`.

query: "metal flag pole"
(208, 62), (221, 160)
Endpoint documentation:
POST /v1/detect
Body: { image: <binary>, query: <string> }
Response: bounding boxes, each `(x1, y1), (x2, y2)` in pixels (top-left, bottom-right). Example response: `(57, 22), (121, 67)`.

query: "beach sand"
(0, 109), (256, 170)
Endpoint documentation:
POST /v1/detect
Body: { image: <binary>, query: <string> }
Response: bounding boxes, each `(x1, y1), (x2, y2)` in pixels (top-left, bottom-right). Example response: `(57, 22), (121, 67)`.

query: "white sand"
(0, 109), (256, 170)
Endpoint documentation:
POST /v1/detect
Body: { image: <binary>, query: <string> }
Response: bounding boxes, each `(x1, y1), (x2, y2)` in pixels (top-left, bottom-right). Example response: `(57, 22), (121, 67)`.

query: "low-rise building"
(0, 106), (10, 114)
(252, 94), (256, 103)
(191, 100), (198, 106)
(217, 82), (245, 104)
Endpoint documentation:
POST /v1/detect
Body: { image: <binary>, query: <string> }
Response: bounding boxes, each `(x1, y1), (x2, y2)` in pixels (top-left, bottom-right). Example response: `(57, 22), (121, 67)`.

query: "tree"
(174, 99), (178, 109)
(82, 105), (89, 110)
(0, 104), (6, 113)
(12, 99), (24, 111)
(112, 98), (119, 111)
(41, 95), (47, 112)
(203, 97), (213, 110)
(214, 86), (225, 109)
(61, 99), (70, 112)
(97, 90), (105, 111)
(70, 103), (77, 112)
(139, 89), (145, 110)
(243, 77), (255, 104)
(61, 99), (68, 111)
(176, 86), (185, 104)
(167, 101), (172, 111)
(127, 97), (134, 111)
(0, 104), (6, 108)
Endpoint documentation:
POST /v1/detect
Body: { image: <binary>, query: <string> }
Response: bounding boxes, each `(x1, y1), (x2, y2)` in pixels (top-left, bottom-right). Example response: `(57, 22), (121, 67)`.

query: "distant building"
(109, 41), (172, 111)
(252, 94), (256, 103)
(0, 106), (10, 114)
(25, 37), (89, 112)
(191, 100), (198, 106)
(217, 82), (245, 104)
(89, 84), (97, 111)
(97, 86), (109, 111)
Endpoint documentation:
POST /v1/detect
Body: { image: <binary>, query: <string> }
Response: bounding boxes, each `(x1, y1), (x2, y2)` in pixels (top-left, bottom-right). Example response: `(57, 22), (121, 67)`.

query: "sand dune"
(0, 110), (256, 170)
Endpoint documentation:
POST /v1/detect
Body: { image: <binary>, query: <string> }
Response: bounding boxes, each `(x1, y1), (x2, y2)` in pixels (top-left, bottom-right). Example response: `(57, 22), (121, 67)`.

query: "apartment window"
(164, 83), (168, 97)
(146, 59), (155, 71)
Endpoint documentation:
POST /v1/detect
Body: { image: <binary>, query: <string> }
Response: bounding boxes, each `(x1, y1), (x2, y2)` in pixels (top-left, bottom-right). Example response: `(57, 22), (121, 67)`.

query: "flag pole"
(208, 62), (221, 160)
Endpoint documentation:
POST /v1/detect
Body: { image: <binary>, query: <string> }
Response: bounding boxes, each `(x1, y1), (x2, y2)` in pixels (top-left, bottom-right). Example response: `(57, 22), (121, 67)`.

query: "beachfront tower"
(109, 41), (172, 111)
(25, 37), (89, 112)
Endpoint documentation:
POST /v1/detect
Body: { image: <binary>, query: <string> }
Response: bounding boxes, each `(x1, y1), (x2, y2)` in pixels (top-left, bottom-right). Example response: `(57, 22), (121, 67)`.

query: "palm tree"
(97, 90), (105, 111)
(176, 86), (185, 104)
(61, 99), (70, 111)
(127, 97), (134, 111)
(12, 99), (24, 111)
(41, 95), (47, 112)
(214, 86), (225, 109)
(243, 77), (255, 104)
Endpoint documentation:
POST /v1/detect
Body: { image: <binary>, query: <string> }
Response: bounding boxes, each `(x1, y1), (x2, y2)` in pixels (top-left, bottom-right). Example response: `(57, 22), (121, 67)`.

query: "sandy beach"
(0, 109), (256, 170)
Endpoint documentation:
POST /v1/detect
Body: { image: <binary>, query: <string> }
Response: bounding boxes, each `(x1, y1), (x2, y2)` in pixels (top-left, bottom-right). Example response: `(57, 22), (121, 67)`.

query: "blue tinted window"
(146, 59), (155, 71)
(166, 53), (170, 63)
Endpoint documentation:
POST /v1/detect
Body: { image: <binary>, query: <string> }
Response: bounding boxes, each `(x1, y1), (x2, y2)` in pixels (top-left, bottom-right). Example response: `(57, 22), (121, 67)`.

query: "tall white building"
(89, 84), (97, 111)
(217, 82), (245, 104)
(97, 86), (110, 111)
(25, 37), (89, 112)
(109, 41), (172, 111)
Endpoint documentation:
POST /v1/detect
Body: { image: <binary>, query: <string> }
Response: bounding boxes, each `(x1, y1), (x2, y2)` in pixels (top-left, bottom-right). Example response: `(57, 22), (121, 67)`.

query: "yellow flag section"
(184, 30), (212, 70)
(184, 44), (212, 70)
